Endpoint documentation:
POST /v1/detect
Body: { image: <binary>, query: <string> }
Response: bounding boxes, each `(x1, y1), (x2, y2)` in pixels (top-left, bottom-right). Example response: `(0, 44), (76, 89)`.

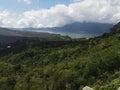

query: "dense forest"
(0, 22), (120, 90)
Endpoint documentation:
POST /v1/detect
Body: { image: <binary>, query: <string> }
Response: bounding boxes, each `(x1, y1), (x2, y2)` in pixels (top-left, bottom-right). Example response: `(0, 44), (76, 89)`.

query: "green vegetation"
(0, 27), (71, 43)
(0, 22), (120, 90)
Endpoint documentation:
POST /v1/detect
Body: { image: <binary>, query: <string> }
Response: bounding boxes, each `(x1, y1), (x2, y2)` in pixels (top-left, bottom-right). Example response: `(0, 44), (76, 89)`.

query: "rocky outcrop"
(118, 87), (120, 90)
(82, 86), (94, 90)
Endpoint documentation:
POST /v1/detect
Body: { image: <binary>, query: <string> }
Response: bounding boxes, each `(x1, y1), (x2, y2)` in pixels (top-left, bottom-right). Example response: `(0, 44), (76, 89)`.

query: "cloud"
(1, 0), (120, 28)
(0, 10), (10, 26)
(17, 4), (71, 28)
(71, 0), (84, 2)
(16, 0), (32, 4)
(0, 10), (19, 28)
(24, 0), (31, 4)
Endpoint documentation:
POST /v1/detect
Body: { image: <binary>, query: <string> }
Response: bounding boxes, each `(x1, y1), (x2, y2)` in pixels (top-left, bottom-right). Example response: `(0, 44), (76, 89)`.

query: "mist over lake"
(0, 0), (120, 90)
(30, 29), (98, 38)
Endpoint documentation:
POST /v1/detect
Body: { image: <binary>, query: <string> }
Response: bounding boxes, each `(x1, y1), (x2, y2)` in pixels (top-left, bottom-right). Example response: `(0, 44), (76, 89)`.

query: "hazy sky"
(0, 0), (120, 28)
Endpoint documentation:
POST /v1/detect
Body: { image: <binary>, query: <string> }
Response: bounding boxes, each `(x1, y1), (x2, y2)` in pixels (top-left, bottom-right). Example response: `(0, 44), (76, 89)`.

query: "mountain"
(19, 22), (114, 38)
(0, 22), (120, 90)
(0, 27), (71, 43)
(0, 27), (20, 36)
(0, 22), (113, 43)
(52, 22), (113, 33)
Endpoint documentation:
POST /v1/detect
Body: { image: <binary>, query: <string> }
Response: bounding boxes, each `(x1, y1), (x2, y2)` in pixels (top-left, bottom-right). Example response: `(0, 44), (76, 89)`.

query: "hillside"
(17, 22), (113, 38)
(0, 22), (120, 90)
(0, 27), (71, 43)
(52, 22), (113, 34)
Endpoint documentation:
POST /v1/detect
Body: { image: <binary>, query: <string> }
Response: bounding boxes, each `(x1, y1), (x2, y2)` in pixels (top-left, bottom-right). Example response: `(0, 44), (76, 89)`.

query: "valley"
(0, 22), (120, 90)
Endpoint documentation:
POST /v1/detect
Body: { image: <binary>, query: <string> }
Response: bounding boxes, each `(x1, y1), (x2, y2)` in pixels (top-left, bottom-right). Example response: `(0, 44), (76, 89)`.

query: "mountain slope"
(0, 22), (120, 90)
(0, 27), (71, 43)
(0, 27), (20, 36)
(20, 22), (114, 38)
(52, 22), (113, 34)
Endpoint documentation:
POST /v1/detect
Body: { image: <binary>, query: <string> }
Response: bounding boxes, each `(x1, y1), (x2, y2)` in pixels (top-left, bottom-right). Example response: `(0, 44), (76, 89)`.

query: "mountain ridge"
(0, 22), (120, 90)
(15, 22), (114, 38)
(0, 27), (71, 43)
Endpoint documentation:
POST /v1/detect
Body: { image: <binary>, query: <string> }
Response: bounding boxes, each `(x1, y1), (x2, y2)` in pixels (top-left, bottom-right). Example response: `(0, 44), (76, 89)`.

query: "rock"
(7, 46), (11, 49)
(118, 87), (120, 90)
(83, 86), (94, 90)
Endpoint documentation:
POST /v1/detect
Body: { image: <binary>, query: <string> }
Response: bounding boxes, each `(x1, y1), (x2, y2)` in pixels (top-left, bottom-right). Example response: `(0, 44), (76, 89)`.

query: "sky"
(0, 0), (120, 28)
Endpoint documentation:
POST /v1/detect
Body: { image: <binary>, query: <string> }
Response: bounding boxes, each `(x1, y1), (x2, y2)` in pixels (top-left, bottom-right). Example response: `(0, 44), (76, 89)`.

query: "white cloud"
(0, 10), (10, 26)
(71, 0), (84, 2)
(24, 0), (31, 4)
(0, 10), (19, 28)
(16, 0), (32, 4)
(1, 0), (120, 28)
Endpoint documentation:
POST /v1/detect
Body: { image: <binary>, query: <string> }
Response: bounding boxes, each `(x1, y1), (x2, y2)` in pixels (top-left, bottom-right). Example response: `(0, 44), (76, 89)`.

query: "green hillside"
(0, 22), (120, 90)
(0, 27), (71, 43)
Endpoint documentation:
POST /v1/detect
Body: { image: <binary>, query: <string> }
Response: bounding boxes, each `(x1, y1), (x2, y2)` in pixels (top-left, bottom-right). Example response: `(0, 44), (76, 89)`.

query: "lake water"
(33, 30), (99, 38)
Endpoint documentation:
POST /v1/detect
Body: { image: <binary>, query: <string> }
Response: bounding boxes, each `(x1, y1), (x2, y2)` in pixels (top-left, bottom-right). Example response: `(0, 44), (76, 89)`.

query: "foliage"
(0, 22), (120, 90)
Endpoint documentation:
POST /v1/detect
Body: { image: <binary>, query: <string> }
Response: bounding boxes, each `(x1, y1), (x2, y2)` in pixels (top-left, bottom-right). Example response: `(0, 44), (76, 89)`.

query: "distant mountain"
(0, 27), (71, 43)
(0, 22), (114, 43)
(0, 22), (120, 90)
(53, 22), (114, 34)
(18, 22), (114, 38)
(0, 27), (20, 36)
